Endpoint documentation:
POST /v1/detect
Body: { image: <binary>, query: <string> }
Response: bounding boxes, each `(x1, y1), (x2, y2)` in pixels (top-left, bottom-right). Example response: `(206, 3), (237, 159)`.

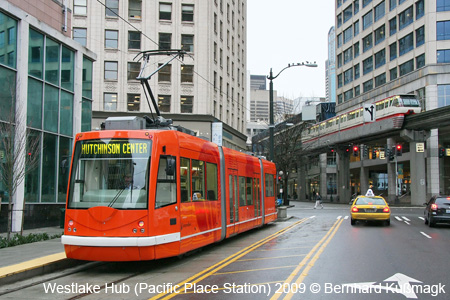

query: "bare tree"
(0, 82), (40, 240)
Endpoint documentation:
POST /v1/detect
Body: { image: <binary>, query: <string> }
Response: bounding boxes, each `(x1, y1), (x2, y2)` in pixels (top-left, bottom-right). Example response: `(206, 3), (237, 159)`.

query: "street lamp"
(267, 62), (318, 161)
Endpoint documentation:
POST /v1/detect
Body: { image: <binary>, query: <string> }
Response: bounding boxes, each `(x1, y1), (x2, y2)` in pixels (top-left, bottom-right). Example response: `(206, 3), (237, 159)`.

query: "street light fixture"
(267, 62), (318, 161)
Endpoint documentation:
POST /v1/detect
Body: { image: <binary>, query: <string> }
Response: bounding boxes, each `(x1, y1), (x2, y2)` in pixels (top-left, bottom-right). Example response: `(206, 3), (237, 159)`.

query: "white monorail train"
(302, 95), (421, 144)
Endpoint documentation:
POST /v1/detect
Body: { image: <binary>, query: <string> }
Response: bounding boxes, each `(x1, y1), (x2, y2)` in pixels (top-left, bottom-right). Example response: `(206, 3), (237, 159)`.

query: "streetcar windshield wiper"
(108, 188), (126, 208)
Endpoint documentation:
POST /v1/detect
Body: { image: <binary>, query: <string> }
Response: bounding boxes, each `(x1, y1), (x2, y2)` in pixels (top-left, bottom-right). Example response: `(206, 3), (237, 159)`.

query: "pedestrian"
(314, 192), (323, 209)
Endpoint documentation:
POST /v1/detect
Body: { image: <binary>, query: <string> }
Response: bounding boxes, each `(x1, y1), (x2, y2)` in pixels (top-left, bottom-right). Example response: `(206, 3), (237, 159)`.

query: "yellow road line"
(283, 219), (344, 300)
(149, 217), (310, 300)
(236, 254), (306, 262)
(213, 265), (298, 275)
(0, 252), (66, 279)
(270, 219), (343, 300)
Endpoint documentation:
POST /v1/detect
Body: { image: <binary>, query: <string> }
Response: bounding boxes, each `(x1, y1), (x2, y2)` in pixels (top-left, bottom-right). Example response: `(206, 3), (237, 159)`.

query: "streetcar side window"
(191, 159), (205, 201)
(155, 156), (177, 208)
(180, 157), (190, 202)
(246, 177), (253, 205)
(265, 173), (274, 197)
(206, 162), (218, 200)
(239, 176), (246, 206)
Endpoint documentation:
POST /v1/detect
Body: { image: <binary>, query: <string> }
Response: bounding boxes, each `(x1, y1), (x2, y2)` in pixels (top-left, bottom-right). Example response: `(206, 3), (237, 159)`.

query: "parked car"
(350, 195), (390, 226)
(424, 195), (450, 227)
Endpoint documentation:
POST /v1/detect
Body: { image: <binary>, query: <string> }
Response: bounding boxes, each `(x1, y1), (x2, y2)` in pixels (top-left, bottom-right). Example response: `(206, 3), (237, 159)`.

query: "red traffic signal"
(352, 146), (359, 156)
(396, 144), (402, 156)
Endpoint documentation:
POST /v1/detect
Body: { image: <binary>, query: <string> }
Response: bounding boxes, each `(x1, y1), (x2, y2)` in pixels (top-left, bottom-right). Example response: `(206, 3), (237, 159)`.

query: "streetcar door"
(153, 155), (180, 258)
(227, 169), (238, 235)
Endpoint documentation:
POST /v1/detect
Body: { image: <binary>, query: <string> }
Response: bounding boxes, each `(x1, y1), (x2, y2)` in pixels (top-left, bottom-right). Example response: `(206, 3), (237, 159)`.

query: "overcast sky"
(247, 0), (335, 99)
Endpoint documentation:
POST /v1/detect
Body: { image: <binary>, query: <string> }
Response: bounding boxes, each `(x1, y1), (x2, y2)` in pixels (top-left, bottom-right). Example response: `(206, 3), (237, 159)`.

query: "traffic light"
(439, 147), (445, 158)
(352, 145), (359, 157)
(277, 175), (282, 183)
(372, 148), (377, 159)
(363, 145), (368, 158)
(395, 144), (402, 156)
(387, 146), (394, 161)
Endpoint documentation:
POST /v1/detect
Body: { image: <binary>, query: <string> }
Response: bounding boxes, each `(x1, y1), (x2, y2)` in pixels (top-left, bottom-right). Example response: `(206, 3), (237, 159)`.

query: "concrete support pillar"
(298, 158), (307, 201)
(427, 129), (440, 198)
(360, 164), (370, 195)
(337, 150), (350, 203)
(320, 153), (328, 200)
(386, 138), (397, 204)
(409, 141), (427, 205)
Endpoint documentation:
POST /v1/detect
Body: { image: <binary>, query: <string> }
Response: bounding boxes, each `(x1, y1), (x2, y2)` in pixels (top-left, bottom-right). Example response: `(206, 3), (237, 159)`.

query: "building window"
(127, 62), (140, 80)
(437, 49), (450, 63)
(437, 0), (450, 12)
(363, 56), (373, 75)
(182, 4), (194, 22)
(105, 30), (118, 49)
(344, 4), (353, 23)
(159, 33), (171, 50)
(390, 42), (397, 60)
(158, 95), (171, 112)
(437, 21), (450, 40)
(389, 0), (396, 11)
(343, 26), (353, 44)
(354, 0), (360, 14)
(105, 0), (119, 18)
(354, 20), (360, 37)
(181, 35), (194, 52)
(337, 73), (343, 88)
(437, 84), (450, 107)
(399, 6), (413, 31)
(354, 42), (360, 58)
(416, 54), (425, 69)
(416, 26), (425, 47)
(354, 63), (360, 79)
(354, 85), (360, 97)
(181, 96), (193, 113)
(158, 64), (171, 82)
(374, 49), (386, 69)
(181, 65), (194, 83)
(74, 0), (87, 15)
(104, 61), (118, 80)
(374, 1), (385, 22)
(399, 33), (414, 56)
(337, 13), (342, 28)
(399, 59), (414, 76)
(128, 31), (141, 50)
(127, 94), (140, 111)
(344, 68), (353, 85)
(389, 17), (397, 36)
(363, 33), (372, 52)
(344, 89), (353, 101)
(159, 3), (172, 20)
(73, 28), (87, 47)
(374, 25), (385, 45)
(363, 0), (372, 8)
(104, 93), (117, 111)
(363, 79), (373, 92)
(344, 47), (353, 65)
(390, 67), (398, 81)
(129, 0), (142, 19)
(362, 10), (373, 30)
(375, 73), (386, 87)
(416, 0), (424, 19)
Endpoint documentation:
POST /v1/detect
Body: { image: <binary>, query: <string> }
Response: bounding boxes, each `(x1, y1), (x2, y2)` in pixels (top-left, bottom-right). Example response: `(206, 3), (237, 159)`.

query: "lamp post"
(267, 62), (318, 161)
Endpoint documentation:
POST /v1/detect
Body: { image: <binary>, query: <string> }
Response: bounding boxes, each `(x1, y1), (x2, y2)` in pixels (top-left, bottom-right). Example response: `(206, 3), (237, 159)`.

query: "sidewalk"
(0, 226), (68, 284)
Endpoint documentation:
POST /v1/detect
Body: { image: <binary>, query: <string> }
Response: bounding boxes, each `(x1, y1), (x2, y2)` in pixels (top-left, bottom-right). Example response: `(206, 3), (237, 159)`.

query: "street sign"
(416, 143), (424, 153)
(363, 103), (376, 122)
(212, 122), (223, 146)
(446, 148), (450, 156)
(379, 150), (385, 159)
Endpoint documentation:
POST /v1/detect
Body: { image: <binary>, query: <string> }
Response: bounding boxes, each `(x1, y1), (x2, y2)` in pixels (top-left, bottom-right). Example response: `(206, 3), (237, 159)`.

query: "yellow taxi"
(350, 195), (390, 226)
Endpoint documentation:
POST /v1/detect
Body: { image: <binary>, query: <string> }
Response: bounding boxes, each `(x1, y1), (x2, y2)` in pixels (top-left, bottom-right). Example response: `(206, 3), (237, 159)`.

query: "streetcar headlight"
(138, 221), (144, 227)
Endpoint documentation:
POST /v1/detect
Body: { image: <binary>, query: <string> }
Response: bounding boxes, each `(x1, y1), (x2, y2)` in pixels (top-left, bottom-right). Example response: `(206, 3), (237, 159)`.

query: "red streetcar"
(61, 50), (277, 261)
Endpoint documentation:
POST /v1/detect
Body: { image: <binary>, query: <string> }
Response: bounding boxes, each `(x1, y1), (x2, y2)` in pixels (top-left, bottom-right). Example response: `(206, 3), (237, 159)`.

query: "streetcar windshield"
(67, 138), (151, 209)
